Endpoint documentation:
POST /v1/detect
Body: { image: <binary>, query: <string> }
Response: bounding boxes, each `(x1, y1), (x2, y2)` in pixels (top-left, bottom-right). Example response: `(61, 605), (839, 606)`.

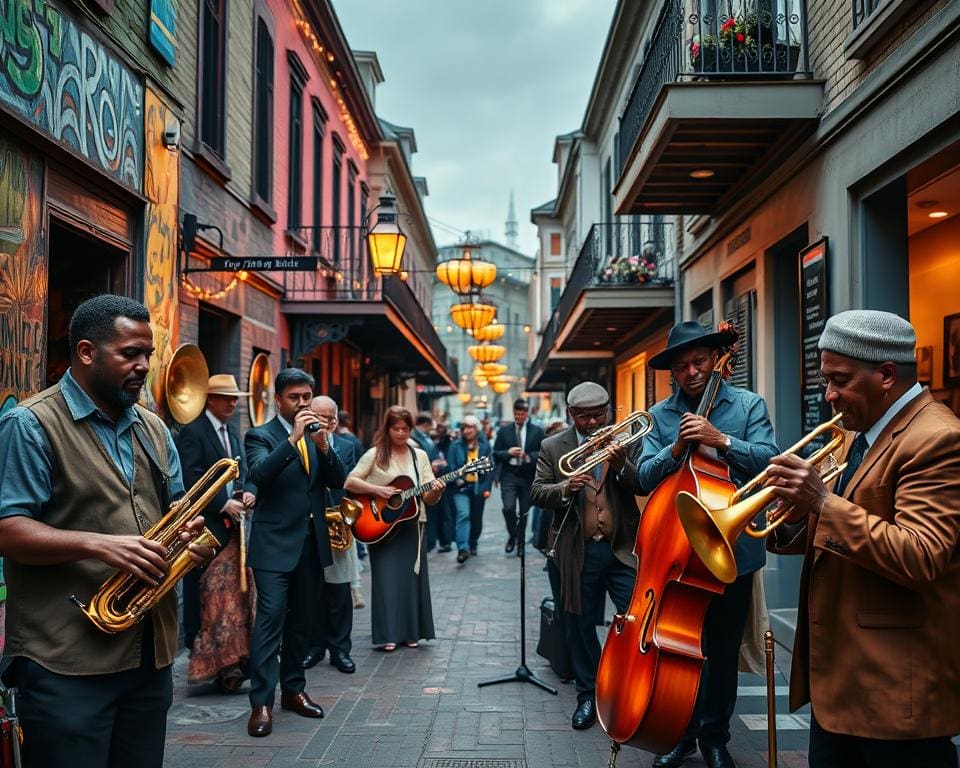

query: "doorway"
(46, 220), (129, 387)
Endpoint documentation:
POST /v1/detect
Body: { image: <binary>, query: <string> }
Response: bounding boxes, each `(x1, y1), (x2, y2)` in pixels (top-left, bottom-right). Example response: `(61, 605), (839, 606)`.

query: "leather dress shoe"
(571, 699), (596, 730)
(302, 648), (326, 670)
(456, 550), (469, 563)
(651, 740), (696, 768)
(700, 745), (736, 768)
(329, 650), (356, 674)
(504, 537), (516, 554)
(279, 691), (324, 718)
(247, 706), (273, 737)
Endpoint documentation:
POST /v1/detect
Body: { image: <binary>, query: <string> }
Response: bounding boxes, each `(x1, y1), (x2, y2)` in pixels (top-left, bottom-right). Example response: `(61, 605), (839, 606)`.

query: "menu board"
(800, 238), (832, 449)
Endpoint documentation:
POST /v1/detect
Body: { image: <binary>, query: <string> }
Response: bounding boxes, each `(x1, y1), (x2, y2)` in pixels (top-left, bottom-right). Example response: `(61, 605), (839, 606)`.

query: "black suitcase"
(536, 596), (573, 681)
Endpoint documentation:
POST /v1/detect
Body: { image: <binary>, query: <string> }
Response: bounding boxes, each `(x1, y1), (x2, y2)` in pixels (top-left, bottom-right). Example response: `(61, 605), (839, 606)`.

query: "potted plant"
(600, 254), (658, 285)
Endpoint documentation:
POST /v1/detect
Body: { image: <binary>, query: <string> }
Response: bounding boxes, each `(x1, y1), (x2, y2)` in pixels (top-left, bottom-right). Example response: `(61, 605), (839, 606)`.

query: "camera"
(305, 422), (324, 434)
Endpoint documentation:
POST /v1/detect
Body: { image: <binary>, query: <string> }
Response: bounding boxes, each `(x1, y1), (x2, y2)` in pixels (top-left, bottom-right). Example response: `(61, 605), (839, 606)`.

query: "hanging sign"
(206, 256), (319, 271)
(799, 237), (832, 448)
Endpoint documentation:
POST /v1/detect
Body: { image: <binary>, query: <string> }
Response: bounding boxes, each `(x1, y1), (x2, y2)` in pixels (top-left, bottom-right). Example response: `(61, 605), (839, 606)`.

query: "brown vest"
(3, 385), (178, 674)
(581, 466), (615, 541)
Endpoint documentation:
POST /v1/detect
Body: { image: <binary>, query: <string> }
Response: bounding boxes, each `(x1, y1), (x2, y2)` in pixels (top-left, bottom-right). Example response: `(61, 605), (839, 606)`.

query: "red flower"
(721, 18), (736, 32)
(691, 42), (700, 58)
(736, 32), (745, 43)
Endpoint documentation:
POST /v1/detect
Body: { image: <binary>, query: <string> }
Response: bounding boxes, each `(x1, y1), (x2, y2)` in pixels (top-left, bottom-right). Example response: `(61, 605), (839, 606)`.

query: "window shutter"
(697, 307), (714, 332)
(723, 290), (755, 390)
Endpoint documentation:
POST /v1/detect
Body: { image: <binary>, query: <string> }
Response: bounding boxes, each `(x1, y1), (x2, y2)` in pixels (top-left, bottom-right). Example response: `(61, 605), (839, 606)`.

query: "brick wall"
(808, 0), (949, 115)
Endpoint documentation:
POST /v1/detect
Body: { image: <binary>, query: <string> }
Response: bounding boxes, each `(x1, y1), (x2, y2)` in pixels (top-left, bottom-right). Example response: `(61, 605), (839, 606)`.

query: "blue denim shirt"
(635, 380), (779, 574)
(0, 369), (184, 522)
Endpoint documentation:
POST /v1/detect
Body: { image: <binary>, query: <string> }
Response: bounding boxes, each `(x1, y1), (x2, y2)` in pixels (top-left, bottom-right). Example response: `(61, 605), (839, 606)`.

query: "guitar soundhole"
(387, 494), (403, 510)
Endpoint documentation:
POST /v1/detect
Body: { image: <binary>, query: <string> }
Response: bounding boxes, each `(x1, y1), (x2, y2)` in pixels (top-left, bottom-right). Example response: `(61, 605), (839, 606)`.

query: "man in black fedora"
(632, 321), (778, 768)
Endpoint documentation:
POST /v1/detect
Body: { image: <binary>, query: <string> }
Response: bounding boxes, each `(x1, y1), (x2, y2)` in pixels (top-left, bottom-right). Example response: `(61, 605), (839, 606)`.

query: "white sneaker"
(351, 587), (366, 609)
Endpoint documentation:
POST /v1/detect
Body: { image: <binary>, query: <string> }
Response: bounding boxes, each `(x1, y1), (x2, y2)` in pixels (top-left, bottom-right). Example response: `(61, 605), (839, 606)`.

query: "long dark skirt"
(368, 520), (435, 645)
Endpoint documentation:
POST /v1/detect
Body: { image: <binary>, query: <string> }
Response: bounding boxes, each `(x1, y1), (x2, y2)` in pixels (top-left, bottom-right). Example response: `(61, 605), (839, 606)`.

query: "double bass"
(595, 323), (739, 754)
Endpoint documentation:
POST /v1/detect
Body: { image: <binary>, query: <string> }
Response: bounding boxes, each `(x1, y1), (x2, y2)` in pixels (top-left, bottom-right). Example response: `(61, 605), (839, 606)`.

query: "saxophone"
(71, 457), (239, 634)
(326, 498), (360, 551)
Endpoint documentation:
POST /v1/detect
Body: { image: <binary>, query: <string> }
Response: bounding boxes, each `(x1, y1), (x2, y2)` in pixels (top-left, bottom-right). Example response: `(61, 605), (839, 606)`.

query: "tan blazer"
(771, 390), (960, 739)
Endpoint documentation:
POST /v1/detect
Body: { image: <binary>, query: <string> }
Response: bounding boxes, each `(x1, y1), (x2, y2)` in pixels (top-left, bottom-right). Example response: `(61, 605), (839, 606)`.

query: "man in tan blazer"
(767, 310), (960, 767)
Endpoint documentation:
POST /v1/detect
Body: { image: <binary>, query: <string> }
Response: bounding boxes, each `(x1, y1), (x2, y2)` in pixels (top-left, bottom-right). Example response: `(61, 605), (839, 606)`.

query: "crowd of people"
(1, 294), (958, 768)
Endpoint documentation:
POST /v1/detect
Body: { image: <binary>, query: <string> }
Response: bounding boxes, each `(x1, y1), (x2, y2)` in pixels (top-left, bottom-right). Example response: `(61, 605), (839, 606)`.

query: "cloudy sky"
(335, 0), (617, 256)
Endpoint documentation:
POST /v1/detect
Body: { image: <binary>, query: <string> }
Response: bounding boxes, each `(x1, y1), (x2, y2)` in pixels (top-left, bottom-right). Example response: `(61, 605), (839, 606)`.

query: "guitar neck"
(404, 467), (470, 500)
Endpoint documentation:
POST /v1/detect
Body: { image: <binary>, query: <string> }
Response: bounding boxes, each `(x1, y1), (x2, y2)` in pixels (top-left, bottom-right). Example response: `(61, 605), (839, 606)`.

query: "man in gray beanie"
(531, 381), (642, 731)
(767, 309), (960, 767)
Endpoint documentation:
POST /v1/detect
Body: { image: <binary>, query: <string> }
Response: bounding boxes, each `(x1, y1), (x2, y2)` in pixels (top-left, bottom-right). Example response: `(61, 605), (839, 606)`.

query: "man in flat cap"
(175, 373), (257, 690)
(634, 321), (778, 768)
(531, 381), (642, 730)
(767, 310), (960, 767)
(493, 398), (545, 556)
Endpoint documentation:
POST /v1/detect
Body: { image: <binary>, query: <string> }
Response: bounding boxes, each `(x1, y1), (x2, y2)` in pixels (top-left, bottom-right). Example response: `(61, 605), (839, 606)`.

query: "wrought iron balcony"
(281, 226), (457, 388)
(528, 221), (677, 388)
(619, 1), (810, 177)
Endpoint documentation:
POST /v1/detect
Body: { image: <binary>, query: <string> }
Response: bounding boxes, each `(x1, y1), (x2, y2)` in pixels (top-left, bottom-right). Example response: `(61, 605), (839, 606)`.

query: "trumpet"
(326, 498), (360, 551)
(676, 413), (847, 583)
(558, 410), (654, 477)
(72, 457), (239, 633)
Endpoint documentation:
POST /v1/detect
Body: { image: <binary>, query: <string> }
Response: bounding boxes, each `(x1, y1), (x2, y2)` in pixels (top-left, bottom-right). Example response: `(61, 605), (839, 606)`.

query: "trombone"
(676, 413), (847, 584)
(558, 410), (654, 477)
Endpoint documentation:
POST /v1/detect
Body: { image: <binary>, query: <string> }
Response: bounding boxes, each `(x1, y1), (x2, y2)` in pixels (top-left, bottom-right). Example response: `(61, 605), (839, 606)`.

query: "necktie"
(297, 436), (311, 475)
(219, 425), (231, 457)
(834, 433), (867, 496)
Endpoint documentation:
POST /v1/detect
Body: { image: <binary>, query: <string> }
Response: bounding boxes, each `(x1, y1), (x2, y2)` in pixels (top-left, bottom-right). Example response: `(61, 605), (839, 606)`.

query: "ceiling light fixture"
(690, 169), (715, 179)
(928, 211), (949, 219)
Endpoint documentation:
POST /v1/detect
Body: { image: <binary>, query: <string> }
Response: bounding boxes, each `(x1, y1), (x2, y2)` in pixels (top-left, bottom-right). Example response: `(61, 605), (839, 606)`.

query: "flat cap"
(567, 381), (610, 409)
(818, 310), (916, 364)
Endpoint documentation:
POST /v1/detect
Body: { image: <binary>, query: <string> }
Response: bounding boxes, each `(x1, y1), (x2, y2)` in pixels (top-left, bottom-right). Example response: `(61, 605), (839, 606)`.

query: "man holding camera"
(244, 368), (345, 737)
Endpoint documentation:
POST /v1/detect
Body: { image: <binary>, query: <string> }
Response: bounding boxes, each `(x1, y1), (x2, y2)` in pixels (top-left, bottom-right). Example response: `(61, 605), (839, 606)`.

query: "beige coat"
(770, 390), (960, 739)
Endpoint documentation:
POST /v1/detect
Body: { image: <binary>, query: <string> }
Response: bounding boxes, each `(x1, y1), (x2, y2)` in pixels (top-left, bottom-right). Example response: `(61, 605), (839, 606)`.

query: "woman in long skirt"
(344, 406), (444, 651)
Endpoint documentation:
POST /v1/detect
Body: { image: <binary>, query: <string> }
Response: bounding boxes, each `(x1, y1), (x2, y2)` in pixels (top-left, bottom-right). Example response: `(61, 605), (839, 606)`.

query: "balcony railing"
(530, 220), (676, 380)
(618, 0), (810, 176)
(281, 226), (455, 384)
(851, 0), (882, 30)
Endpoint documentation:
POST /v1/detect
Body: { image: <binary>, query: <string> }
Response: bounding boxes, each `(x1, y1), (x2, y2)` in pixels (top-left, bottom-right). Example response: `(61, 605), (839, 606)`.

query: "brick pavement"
(165, 488), (805, 768)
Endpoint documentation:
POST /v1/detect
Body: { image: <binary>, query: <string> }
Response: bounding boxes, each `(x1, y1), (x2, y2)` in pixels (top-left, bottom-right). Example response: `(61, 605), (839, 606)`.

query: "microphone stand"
(478, 504), (557, 694)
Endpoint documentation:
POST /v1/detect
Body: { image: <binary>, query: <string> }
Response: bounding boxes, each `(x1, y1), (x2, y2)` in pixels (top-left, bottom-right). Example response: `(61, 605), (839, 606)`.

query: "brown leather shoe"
(279, 691), (324, 718)
(247, 706), (272, 737)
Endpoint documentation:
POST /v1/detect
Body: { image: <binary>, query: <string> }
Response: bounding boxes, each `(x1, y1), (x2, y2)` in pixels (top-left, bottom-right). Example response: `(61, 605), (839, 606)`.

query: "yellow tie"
(297, 437), (310, 475)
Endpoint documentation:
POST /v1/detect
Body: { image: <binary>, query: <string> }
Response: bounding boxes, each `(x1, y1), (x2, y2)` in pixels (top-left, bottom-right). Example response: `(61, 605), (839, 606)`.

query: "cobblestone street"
(164, 489), (810, 768)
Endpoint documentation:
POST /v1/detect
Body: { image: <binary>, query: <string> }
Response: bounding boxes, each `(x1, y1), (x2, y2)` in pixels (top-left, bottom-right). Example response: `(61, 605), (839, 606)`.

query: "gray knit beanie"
(818, 310), (916, 364)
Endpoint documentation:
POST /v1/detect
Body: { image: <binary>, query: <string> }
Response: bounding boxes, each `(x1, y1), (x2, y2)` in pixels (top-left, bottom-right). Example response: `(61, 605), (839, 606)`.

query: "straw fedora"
(207, 374), (249, 397)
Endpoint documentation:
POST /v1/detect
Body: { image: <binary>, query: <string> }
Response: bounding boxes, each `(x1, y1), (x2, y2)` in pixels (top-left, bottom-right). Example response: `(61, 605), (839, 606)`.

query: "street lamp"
(367, 193), (407, 276)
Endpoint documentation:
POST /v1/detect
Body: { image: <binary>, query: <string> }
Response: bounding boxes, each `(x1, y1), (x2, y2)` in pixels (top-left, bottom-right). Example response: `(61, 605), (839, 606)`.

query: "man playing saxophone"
(0, 294), (215, 768)
(531, 381), (642, 731)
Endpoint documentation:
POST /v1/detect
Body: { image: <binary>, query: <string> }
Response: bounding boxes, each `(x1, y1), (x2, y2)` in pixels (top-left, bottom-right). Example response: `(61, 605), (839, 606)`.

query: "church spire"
(505, 190), (519, 250)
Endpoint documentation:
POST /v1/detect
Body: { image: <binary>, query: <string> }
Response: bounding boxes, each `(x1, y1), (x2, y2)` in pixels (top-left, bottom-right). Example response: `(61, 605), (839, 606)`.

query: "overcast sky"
(334, 0), (617, 257)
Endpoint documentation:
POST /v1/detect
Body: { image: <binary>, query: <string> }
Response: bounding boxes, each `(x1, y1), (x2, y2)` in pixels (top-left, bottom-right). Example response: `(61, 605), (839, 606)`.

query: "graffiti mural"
(0, 134), (46, 408)
(0, 0), (144, 191)
(149, 0), (177, 66)
(143, 89), (180, 415)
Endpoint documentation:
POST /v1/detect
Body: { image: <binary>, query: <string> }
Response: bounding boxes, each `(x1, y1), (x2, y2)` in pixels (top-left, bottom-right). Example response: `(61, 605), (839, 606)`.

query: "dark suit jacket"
(769, 390), (960, 739)
(531, 426), (640, 613)
(493, 421), (544, 483)
(329, 432), (360, 505)
(175, 413), (256, 547)
(245, 416), (346, 572)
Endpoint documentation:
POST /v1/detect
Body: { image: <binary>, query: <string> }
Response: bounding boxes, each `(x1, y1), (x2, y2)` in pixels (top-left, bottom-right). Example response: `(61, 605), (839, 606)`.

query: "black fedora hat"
(648, 321), (738, 371)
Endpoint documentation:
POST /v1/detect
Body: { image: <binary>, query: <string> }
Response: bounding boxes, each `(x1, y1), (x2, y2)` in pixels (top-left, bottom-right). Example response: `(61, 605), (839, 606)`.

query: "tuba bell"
(558, 410), (654, 477)
(326, 498), (360, 551)
(676, 414), (847, 584)
(71, 457), (239, 633)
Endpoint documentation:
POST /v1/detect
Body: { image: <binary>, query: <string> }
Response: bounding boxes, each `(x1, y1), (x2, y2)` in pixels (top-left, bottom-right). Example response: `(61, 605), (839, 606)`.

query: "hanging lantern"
(480, 362), (508, 377)
(436, 236), (497, 295)
(468, 344), (506, 363)
(450, 300), (496, 331)
(457, 391), (472, 404)
(472, 323), (505, 342)
(367, 193), (407, 275)
(492, 381), (511, 394)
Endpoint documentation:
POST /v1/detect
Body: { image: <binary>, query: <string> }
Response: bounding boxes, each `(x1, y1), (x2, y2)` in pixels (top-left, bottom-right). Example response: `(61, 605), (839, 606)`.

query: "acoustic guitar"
(349, 456), (493, 544)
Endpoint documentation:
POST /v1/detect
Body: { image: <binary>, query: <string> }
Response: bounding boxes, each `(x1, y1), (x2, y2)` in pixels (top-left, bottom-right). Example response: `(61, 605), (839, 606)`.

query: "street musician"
(767, 310), (960, 768)
(632, 321), (778, 768)
(531, 381), (643, 731)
